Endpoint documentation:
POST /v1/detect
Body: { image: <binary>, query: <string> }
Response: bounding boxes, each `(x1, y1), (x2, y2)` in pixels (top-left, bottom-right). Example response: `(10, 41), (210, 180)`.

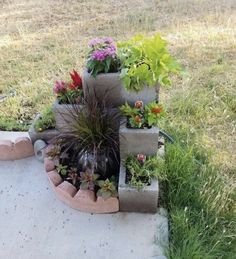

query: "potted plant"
(51, 92), (121, 198)
(52, 69), (84, 131)
(28, 106), (59, 143)
(120, 100), (164, 128)
(119, 100), (164, 159)
(119, 153), (166, 213)
(83, 37), (123, 107)
(83, 34), (181, 107)
(118, 34), (182, 103)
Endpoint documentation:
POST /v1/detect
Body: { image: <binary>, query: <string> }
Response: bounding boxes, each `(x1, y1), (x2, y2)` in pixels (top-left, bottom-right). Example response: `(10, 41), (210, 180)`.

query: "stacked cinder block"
(118, 123), (160, 213)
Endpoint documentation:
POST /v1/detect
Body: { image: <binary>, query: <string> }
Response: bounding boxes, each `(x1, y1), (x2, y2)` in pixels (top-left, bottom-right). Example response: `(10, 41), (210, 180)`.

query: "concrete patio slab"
(0, 157), (168, 259)
(0, 131), (29, 141)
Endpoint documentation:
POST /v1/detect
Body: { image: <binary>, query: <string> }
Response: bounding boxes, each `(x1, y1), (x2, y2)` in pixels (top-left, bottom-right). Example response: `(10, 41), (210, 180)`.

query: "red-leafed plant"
(53, 69), (83, 104)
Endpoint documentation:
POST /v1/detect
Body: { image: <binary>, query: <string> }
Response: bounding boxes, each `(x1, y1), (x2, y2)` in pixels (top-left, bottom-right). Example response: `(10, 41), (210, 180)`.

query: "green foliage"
(56, 164), (68, 176)
(57, 88), (83, 105)
(126, 155), (166, 189)
(163, 143), (236, 259)
(80, 169), (100, 191)
(87, 57), (120, 78)
(34, 106), (56, 132)
(118, 34), (182, 92)
(120, 101), (164, 128)
(97, 178), (118, 200)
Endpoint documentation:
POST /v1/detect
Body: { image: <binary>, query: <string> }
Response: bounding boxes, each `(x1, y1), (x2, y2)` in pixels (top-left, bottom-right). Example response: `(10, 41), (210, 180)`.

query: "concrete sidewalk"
(0, 157), (168, 259)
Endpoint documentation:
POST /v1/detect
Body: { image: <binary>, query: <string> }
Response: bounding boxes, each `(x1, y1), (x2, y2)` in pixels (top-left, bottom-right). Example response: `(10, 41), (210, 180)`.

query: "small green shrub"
(118, 34), (182, 92)
(125, 154), (166, 189)
(120, 100), (164, 128)
(34, 107), (56, 132)
(97, 178), (118, 200)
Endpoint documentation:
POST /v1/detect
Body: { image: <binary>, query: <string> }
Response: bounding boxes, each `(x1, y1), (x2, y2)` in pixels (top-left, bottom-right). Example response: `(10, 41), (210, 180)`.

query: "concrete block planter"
(83, 70), (159, 107)
(118, 164), (159, 213)
(28, 114), (60, 144)
(43, 146), (119, 214)
(119, 123), (159, 159)
(52, 100), (83, 132)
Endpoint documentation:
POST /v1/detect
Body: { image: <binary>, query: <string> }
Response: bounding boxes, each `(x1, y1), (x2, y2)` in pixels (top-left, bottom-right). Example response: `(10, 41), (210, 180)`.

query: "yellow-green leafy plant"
(118, 34), (182, 92)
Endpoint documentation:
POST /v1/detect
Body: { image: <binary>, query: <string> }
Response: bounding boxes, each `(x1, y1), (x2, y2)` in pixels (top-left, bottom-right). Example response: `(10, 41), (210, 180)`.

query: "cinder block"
(52, 100), (82, 132)
(119, 124), (159, 160)
(83, 70), (158, 107)
(118, 164), (158, 213)
(28, 114), (60, 144)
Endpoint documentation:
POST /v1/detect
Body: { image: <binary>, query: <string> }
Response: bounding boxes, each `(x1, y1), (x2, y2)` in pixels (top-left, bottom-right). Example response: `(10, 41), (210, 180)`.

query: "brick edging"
(44, 146), (119, 214)
(0, 137), (34, 161)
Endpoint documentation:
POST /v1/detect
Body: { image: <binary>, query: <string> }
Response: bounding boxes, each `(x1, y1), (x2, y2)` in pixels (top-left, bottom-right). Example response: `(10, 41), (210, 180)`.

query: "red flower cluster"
(151, 106), (163, 114)
(68, 70), (82, 90)
(53, 69), (83, 95)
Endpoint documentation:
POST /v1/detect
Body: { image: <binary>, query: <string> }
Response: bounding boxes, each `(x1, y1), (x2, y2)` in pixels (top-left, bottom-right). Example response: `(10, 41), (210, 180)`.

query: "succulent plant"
(97, 179), (118, 200)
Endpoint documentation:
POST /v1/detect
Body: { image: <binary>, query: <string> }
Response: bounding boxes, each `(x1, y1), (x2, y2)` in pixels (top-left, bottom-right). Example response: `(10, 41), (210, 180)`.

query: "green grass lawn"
(0, 0), (235, 257)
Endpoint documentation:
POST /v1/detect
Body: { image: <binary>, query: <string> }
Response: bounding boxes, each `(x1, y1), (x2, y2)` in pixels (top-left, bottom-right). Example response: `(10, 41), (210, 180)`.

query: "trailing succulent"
(34, 106), (56, 132)
(117, 34), (182, 92)
(125, 154), (166, 189)
(120, 100), (164, 128)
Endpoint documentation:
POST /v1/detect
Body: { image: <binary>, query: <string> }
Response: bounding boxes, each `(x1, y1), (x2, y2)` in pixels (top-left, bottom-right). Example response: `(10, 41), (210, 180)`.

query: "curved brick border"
(0, 137), (34, 161)
(44, 146), (119, 214)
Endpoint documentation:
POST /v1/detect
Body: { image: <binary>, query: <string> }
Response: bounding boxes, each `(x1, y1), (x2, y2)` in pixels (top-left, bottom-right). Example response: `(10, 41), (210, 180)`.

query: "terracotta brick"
(44, 157), (55, 172)
(14, 137), (34, 159)
(45, 144), (55, 156)
(0, 140), (13, 160)
(95, 197), (119, 213)
(56, 181), (77, 198)
(47, 170), (63, 187)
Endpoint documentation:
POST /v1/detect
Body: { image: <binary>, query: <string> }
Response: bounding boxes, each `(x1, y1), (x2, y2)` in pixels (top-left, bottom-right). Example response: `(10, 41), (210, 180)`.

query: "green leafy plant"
(120, 100), (164, 128)
(80, 169), (100, 191)
(125, 154), (166, 189)
(34, 107), (56, 132)
(118, 34), (182, 92)
(56, 164), (68, 176)
(97, 178), (118, 200)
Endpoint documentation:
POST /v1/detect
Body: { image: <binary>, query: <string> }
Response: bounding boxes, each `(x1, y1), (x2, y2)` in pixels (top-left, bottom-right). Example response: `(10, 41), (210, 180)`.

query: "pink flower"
(53, 81), (67, 95)
(137, 154), (146, 163)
